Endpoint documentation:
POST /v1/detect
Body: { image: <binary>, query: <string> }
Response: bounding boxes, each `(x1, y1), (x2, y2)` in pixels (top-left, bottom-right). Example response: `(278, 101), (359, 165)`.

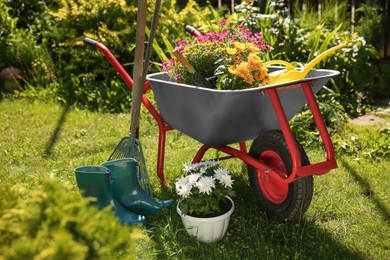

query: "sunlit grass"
(0, 98), (388, 259)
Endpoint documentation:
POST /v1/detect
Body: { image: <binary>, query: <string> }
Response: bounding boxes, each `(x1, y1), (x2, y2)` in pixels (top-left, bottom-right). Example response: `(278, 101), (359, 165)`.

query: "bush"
(43, 0), (140, 112)
(355, 3), (385, 49)
(291, 86), (349, 146)
(2, 0), (388, 113)
(1, 0), (207, 112)
(48, 0), (203, 112)
(242, 0), (387, 116)
(332, 127), (390, 160)
(0, 1), (58, 93)
(0, 176), (142, 259)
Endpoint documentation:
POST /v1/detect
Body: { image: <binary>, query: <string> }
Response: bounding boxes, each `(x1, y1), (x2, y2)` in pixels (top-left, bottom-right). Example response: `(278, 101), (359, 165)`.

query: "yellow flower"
(260, 67), (268, 78)
(232, 41), (246, 52)
(226, 47), (238, 55)
(229, 62), (254, 85)
(203, 50), (211, 56)
(254, 67), (269, 83)
(254, 71), (262, 81)
(232, 55), (241, 63)
(247, 53), (263, 70)
(246, 43), (259, 53)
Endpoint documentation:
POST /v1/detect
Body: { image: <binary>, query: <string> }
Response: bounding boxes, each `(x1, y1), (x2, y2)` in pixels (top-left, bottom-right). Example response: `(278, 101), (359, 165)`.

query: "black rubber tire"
(248, 130), (313, 220)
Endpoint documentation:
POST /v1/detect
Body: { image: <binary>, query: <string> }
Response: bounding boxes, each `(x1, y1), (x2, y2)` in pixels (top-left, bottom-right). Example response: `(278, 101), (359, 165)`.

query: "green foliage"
(46, 0), (140, 112)
(1, 29), (57, 87)
(355, 3), (385, 47)
(241, 0), (388, 116)
(0, 177), (140, 259)
(157, 0), (203, 45)
(291, 86), (348, 146)
(1, 99), (389, 259)
(147, 0), (204, 71)
(2, 0), (389, 114)
(293, 0), (351, 31)
(3, 0), (60, 30)
(0, 1), (57, 90)
(333, 126), (390, 160)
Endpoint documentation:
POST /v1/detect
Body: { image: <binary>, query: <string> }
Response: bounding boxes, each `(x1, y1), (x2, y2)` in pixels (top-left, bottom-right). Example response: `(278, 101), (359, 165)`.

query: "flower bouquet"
(163, 20), (273, 90)
(175, 160), (235, 217)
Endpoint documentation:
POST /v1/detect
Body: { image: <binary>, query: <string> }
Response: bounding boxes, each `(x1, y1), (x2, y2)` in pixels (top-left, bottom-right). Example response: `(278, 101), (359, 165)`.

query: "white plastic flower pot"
(176, 196), (234, 243)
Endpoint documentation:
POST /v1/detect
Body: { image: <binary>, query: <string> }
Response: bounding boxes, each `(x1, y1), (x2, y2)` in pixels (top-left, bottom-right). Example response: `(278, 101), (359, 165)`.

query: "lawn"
(0, 98), (389, 259)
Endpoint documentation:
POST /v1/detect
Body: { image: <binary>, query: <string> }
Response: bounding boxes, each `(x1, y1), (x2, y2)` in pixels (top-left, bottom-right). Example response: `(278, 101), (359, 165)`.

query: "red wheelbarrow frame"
(87, 39), (337, 186)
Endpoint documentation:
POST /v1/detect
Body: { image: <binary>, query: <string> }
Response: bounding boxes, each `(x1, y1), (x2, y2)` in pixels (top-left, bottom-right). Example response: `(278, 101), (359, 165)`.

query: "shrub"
(290, 86), (349, 146)
(355, 3), (385, 48)
(332, 127), (390, 160)
(157, 0), (202, 45)
(292, 0), (351, 31)
(44, 0), (141, 112)
(241, 0), (386, 115)
(0, 1), (58, 92)
(48, 0), (204, 112)
(0, 176), (142, 259)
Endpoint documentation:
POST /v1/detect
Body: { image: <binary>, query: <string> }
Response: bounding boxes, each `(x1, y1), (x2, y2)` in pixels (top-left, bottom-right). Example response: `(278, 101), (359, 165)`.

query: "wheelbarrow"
(85, 38), (339, 220)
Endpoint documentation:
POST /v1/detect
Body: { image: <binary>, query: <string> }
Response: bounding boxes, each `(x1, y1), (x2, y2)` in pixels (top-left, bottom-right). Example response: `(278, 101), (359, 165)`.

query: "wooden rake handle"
(130, 0), (148, 136)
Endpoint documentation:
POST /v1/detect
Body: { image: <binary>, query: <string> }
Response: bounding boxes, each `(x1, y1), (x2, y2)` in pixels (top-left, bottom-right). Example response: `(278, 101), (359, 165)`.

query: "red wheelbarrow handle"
(84, 37), (98, 46)
(185, 25), (202, 37)
(83, 37), (152, 92)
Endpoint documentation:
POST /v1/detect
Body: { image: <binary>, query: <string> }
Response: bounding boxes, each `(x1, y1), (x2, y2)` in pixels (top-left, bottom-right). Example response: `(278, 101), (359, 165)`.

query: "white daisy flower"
(182, 163), (196, 172)
(199, 166), (207, 174)
(187, 173), (201, 185)
(196, 176), (216, 195)
(201, 160), (220, 168)
(176, 183), (193, 198)
(175, 176), (188, 188)
(214, 168), (233, 188)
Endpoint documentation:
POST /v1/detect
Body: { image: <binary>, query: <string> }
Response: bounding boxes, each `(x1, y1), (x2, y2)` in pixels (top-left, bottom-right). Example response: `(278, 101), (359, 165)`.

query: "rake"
(108, 0), (162, 196)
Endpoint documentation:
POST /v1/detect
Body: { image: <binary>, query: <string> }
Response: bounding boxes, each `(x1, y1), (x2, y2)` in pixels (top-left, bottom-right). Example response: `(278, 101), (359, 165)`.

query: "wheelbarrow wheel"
(248, 130), (313, 220)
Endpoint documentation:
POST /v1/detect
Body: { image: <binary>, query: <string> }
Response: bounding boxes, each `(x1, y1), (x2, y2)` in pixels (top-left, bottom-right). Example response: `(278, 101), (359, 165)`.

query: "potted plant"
(162, 20), (273, 90)
(175, 160), (236, 243)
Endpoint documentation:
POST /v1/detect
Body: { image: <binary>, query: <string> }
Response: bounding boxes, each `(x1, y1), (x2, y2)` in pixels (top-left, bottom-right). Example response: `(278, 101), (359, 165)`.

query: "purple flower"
(162, 60), (169, 72)
(178, 40), (187, 47)
(220, 19), (226, 26)
(197, 35), (207, 43)
(254, 32), (263, 39)
(245, 29), (252, 36)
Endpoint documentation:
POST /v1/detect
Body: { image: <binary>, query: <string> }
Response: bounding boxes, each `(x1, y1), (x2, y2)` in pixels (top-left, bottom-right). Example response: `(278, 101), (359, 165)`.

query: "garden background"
(0, 0), (389, 259)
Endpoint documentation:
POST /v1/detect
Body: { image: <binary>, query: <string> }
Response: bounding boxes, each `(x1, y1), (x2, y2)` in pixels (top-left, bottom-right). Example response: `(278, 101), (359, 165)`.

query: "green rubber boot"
(101, 158), (174, 215)
(74, 166), (147, 226)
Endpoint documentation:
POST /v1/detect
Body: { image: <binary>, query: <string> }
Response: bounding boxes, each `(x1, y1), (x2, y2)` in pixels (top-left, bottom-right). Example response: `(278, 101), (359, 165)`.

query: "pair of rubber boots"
(74, 158), (173, 225)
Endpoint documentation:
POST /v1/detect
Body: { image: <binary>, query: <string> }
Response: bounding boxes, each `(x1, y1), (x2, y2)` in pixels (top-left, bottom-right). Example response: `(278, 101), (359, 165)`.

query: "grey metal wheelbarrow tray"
(146, 68), (339, 146)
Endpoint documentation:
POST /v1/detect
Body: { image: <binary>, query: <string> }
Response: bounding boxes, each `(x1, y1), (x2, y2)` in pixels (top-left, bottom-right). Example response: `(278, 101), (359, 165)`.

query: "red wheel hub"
(257, 150), (289, 204)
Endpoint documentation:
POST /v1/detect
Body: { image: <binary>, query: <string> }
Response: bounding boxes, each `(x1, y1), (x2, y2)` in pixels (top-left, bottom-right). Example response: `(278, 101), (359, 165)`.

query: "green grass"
(0, 98), (389, 259)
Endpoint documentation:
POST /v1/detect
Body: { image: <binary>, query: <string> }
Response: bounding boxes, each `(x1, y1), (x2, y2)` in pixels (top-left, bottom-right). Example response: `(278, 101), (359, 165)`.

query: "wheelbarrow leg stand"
(265, 82), (337, 178)
(156, 123), (174, 186)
